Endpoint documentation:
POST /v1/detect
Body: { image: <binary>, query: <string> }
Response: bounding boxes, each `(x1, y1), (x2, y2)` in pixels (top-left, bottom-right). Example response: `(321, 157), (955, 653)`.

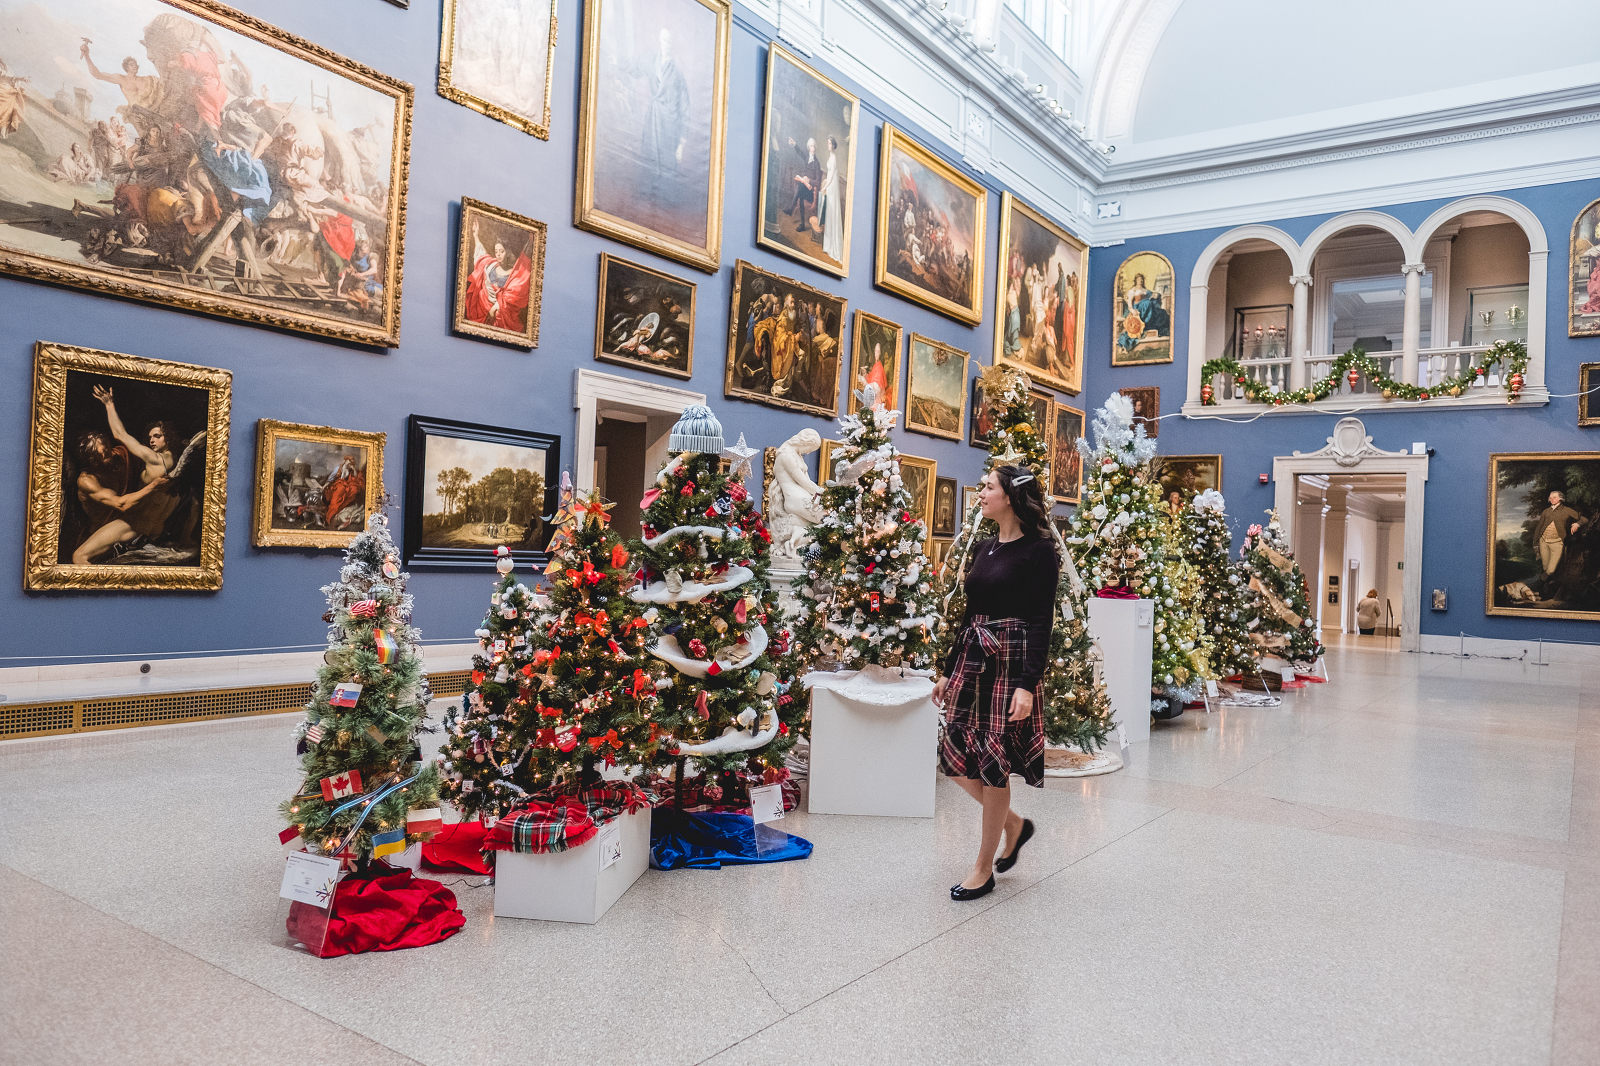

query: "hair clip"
(1010, 473), (1035, 486)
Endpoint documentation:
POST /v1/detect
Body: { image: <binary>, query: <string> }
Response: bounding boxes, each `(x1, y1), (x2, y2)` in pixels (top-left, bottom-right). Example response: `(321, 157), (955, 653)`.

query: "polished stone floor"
(2, 638), (1595, 1066)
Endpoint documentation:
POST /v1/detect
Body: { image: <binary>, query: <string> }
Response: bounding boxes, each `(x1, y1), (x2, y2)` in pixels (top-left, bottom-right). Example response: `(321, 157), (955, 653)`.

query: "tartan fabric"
(483, 785), (654, 855)
(940, 615), (1045, 788)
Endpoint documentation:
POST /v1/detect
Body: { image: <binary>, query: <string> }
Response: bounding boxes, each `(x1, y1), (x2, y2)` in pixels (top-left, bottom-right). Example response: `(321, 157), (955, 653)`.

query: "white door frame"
(573, 369), (705, 495)
(1272, 417), (1429, 652)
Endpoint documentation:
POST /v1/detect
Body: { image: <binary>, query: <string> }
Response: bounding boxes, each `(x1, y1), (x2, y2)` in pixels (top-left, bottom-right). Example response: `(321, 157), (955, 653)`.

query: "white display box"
(806, 668), (938, 818)
(1086, 598), (1154, 745)
(492, 806), (650, 924)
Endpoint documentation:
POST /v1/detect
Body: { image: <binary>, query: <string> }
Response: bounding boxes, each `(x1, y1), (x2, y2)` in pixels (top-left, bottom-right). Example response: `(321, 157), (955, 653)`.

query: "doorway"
(573, 368), (706, 539)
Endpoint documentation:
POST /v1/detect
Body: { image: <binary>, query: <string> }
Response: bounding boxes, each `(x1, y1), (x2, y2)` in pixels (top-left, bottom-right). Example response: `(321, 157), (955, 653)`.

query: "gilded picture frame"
(253, 420), (385, 548)
(574, 0), (730, 273)
(897, 451), (937, 557)
(817, 438), (841, 486)
(1112, 251), (1177, 366)
(995, 192), (1087, 394)
(0, 0), (413, 348)
(874, 125), (986, 325)
(1486, 451), (1600, 620)
(1119, 385), (1159, 438)
(595, 252), (696, 380)
(1050, 403), (1084, 505)
(905, 333), (968, 441)
(724, 259), (846, 417)
(848, 310), (902, 414)
(438, 0), (559, 139)
(932, 475), (958, 538)
(1151, 454), (1222, 507)
(1580, 363), (1600, 427)
(25, 341), (230, 591)
(1571, 198), (1600, 338)
(451, 197), (547, 349)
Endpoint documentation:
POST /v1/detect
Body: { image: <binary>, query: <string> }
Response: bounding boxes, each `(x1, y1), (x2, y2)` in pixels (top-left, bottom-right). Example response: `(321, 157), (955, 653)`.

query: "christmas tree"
(280, 514), (443, 864)
(1184, 489), (1260, 678)
(1156, 493), (1214, 700)
(1240, 511), (1324, 667)
(792, 383), (941, 671)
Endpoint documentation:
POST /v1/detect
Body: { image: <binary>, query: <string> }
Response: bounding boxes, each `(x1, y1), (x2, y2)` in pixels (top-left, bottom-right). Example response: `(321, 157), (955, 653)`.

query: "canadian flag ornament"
(320, 770), (363, 801)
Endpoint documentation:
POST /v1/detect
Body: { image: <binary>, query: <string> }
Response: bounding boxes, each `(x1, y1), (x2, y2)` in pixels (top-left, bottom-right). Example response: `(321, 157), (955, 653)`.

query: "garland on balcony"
(1199, 340), (1530, 406)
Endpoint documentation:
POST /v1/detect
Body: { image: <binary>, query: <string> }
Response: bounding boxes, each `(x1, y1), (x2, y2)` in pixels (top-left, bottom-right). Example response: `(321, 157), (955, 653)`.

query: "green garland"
(1200, 339), (1529, 406)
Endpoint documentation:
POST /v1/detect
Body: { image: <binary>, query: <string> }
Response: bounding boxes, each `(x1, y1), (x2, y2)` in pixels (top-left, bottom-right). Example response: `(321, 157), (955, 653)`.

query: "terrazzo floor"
(2, 637), (1596, 1065)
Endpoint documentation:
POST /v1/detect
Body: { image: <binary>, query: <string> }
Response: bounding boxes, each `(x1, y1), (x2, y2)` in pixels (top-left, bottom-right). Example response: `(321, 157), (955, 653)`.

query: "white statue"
(768, 428), (825, 569)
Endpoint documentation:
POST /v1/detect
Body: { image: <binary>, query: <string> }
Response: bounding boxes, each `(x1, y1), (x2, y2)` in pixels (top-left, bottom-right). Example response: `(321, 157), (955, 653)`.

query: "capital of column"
(1401, 262), (1427, 276)
(1289, 274), (1313, 287)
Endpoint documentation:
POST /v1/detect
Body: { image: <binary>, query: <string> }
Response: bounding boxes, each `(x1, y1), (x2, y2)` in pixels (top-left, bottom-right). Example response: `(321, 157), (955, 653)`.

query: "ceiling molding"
(1084, 0), (1184, 141)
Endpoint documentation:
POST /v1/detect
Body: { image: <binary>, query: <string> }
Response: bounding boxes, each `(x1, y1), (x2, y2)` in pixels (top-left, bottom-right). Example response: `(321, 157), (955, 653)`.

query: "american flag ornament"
(304, 723), (326, 744)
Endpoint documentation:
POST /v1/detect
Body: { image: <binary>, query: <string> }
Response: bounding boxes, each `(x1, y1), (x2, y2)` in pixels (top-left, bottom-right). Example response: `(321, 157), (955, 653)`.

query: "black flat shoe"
(995, 818), (1034, 873)
(950, 876), (995, 901)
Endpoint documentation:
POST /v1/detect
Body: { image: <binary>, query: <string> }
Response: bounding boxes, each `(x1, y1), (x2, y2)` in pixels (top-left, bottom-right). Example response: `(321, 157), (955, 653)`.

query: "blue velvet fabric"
(649, 809), (813, 870)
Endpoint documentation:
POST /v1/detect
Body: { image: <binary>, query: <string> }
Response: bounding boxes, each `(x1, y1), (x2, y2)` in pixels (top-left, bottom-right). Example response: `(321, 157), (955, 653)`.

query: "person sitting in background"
(1356, 589), (1381, 635)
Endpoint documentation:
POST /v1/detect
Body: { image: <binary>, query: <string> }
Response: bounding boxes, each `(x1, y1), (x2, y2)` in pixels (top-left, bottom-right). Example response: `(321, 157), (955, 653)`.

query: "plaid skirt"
(939, 615), (1045, 788)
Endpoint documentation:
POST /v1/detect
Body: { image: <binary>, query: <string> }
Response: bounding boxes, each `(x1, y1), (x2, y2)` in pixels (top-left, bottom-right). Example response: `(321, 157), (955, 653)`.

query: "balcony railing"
(1205, 344), (1504, 405)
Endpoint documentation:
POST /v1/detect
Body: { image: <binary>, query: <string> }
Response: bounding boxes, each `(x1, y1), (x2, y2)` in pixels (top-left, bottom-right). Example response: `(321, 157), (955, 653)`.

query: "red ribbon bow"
(587, 729), (622, 751)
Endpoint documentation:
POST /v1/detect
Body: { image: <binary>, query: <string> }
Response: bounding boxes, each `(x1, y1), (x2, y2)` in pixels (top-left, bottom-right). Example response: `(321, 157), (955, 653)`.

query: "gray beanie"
(669, 403), (724, 453)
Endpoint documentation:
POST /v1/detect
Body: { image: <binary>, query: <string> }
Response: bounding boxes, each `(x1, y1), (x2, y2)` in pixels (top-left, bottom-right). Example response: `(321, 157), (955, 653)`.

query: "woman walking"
(933, 465), (1060, 900)
(1356, 589), (1381, 636)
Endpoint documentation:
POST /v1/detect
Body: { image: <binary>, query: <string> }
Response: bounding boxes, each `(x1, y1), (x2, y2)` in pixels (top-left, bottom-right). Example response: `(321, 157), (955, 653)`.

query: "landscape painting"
(596, 252), (695, 379)
(0, 0), (412, 346)
(439, 0), (558, 139)
(875, 125), (985, 324)
(724, 259), (845, 417)
(1487, 452), (1600, 620)
(905, 333), (967, 441)
(996, 192), (1087, 394)
(254, 419), (383, 548)
(848, 310), (900, 413)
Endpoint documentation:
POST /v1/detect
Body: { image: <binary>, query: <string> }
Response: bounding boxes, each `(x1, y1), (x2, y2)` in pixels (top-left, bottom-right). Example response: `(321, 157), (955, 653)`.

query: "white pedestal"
(806, 668), (938, 817)
(492, 807), (650, 924)
(1086, 598), (1154, 745)
(768, 567), (807, 623)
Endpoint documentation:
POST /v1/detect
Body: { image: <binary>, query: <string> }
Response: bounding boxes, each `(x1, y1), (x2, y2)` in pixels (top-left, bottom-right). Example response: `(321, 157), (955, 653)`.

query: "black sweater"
(941, 534), (1060, 691)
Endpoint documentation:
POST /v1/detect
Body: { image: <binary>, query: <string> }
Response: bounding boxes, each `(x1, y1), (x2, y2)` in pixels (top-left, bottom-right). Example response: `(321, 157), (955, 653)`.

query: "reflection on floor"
(2, 639), (1595, 1066)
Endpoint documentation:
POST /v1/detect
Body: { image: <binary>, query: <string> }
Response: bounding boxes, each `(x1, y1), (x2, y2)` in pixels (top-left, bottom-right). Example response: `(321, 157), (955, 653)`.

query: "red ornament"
(1420, 391), (1430, 400)
(869, 592), (881, 612)
(680, 483), (693, 496)
(706, 661), (722, 677)
(1476, 366), (1488, 378)
(1509, 372), (1525, 394)
(688, 638), (707, 658)
(1235, 375), (1246, 386)
(1346, 368), (1360, 388)
(556, 728), (578, 753)
(1200, 383), (1213, 404)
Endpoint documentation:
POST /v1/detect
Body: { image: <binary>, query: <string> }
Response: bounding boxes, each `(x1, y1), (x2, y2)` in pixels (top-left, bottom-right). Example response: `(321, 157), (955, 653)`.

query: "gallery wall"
(0, 0), (1083, 664)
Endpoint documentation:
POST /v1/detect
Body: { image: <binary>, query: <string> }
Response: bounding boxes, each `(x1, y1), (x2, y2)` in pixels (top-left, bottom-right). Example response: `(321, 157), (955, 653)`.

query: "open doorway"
(1294, 473), (1406, 649)
(573, 368), (706, 542)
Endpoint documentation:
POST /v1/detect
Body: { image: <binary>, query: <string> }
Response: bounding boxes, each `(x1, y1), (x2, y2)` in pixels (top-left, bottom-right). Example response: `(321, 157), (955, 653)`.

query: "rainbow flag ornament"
(373, 628), (398, 664)
(371, 828), (406, 859)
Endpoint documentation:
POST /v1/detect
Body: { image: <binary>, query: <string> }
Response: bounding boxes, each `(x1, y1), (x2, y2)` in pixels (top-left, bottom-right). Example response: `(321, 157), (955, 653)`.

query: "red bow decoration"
(778, 721), (790, 735)
(680, 483), (693, 496)
(695, 690), (710, 719)
(520, 663), (534, 677)
(901, 511), (911, 522)
(608, 639), (623, 656)
(611, 543), (630, 569)
(631, 669), (653, 697)
(575, 610), (610, 634)
(537, 702), (560, 717)
(640, 488), (662, 510)
(535, 727), (556, 748)
(587, 729), (623, 751)
(628, 617), (649, 631)
(567, 560), (602, 587)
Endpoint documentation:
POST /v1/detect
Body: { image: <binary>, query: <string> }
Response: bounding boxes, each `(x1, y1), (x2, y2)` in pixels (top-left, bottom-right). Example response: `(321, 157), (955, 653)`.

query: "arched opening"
(1305, 222), (1418, 396)
(1208, 239), (1295, 398)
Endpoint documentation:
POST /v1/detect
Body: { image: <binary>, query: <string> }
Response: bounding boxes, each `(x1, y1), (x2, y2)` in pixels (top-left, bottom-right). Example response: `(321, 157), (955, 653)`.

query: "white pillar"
(1186, 282), (1209, 403)
(1289, 274), (1312, 390)
(1401, 262), (1426, 386)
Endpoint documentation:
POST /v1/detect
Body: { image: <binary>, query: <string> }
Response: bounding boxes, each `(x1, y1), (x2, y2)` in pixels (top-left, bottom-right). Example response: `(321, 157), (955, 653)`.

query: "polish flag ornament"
(406, 808), (444, 836)
(320, 770), (363, 801)
(278, 825), (305, 851)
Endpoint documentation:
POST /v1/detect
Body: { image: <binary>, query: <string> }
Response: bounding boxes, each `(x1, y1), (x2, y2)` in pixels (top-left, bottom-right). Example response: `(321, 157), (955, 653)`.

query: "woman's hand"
(932, 678), (948, 709)
(1008, 687), (1033, 722)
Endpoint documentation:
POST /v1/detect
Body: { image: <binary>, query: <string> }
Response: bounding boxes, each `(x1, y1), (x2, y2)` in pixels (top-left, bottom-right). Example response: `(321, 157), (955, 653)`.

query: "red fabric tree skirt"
(422, 821), (492, 874)
(286, 866), (465, 958)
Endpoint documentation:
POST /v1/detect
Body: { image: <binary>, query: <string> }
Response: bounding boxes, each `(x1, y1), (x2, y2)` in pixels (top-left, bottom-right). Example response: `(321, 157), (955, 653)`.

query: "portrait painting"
(595, 252), (695, 379)
(0, 0), (412, 347)
(1487, 452), (1600, 619)
(996, 193), (1087, 395)
(874, 125), (986, 325)
(969, 372), (994, 448)
(1151, 455), (1222, 511)
(1570, 198), (1600, 338)
(724, 258), (846, 417)
(1112, 251), (1176, 366)
(1119, 386), (1159, 438)
(897, 451), (936, 555)
(757, 44), (858, 278)
(439, 0), (558, 139)
(253, 420), (383, 548)
(932, 475), (958, 538)
(25, 341), (229, 591)
(905, 334), (968, 441)
(1051, 404), (1084, 505)
(404, 416), (558, 570)
(575, 0), (730, 272)
(452, 197), (546, 348)
(1029, 388), (1053, 438)
(848, 311), (901, 414)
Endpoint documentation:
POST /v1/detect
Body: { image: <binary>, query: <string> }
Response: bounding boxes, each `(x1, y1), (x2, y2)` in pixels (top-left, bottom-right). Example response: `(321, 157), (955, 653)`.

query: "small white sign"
(1205, 680), (1219, 697)
(1412, 442), (1426, 455)
(1134, 601), (1154, 627)
(596, 820), (621, 871)
(1281, 667), (1296, 685)
(279, 851), (341, 907)
(749, 783), (785, 825)
(1117, 725), (1128, 750)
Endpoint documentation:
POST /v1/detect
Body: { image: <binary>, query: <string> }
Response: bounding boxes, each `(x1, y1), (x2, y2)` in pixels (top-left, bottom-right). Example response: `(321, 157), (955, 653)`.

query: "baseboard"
(1417, 633), (1600, 664)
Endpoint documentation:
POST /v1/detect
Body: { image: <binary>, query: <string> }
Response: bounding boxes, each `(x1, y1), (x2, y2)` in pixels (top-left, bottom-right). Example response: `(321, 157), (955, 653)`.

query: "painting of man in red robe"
(463, 217), (533, 333)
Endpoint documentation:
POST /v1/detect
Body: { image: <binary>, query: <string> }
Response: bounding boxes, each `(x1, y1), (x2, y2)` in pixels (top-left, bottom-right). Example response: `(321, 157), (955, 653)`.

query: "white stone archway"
(572, 369), (705, 497)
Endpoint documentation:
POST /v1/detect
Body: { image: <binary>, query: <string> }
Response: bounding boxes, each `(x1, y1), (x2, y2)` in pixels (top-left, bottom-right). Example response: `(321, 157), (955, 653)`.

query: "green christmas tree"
(280, 514), (442, 863)
(1183, 489), (1260, 678)
(1240, 511), (1325, 667)
(1156, 496), (1214, 693)
(793, 383), (941, 671)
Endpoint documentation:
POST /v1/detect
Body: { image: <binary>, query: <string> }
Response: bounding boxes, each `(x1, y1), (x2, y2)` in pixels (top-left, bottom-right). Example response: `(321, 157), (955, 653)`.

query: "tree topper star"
(723, 433), (758, 481)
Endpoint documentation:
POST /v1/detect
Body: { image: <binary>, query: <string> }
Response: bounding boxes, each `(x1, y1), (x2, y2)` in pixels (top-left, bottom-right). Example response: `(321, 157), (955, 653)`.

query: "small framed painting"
(1112, 251), (1176, 366)
(905, 334), (968, 441)
(897, 451), (937, 555)
(452, 198), (548, 349)
(254, 421), (385, 548)
(817, 438), (843, 485)
(849, 311), (902, 413)
(963, 484), (979, 517)
(725, 259), (846, 417)
(1580, 363), (1600, 426)
(439, 0), (559, 139)
(1050, 404), (1084, 505)
(1151, 455), (1222, 509)
(875, 125), (986, 325)
(1119, 386), (1159, 438)
(595, 253), (696, 379)
(969, 372), (996, 449)
(932, 476), (958, 538)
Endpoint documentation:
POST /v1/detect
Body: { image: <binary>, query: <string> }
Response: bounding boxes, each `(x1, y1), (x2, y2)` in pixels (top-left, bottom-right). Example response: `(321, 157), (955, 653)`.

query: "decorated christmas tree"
(280, 514), (443, 864)
(793, 383), (941, 671)
(1156, 494), (1214, 699)
(1184, 489), (1260, 678)
(1240, 511), (1324, 667)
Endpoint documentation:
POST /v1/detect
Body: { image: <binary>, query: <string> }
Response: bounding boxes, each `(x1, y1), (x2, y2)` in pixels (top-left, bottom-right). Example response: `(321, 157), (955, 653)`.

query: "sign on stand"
(749, 783), (786, 855)
(278, 851), (341, 956)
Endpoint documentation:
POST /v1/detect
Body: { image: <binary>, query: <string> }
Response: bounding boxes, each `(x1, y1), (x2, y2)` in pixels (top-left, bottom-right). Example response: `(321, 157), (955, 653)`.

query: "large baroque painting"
(874, 125), (985, 325)
(438, 0), (558, 139)
(1487, 452), (1600, 620)
(724, 259), (845, 417)
(996, 192), (1086, 394)
(0, 0), (412, 346)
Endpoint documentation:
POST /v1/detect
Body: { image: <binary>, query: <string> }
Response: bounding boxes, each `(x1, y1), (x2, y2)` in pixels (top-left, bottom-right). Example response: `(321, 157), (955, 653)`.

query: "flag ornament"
(373, 628), (398, 664)
(330, 681), (363, 708)
(406, 808), (444, 836)
(371, 828), (406, 858)
(320, 770), (363, 801)
(304, 723), (326, 744)
(279, 825), (304, 850)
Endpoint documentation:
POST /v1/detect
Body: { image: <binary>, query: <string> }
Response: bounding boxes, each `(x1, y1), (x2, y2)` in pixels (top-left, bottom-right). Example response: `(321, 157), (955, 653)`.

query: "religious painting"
(932, 475), (958, 538)
(253, 420), (384, 548)
(0, 0), (413, 347)
(905, 333), (968, 441)
(1151, 455), (1222, 511)
(438, 0), (558, 139)
(848, 310), (901, 414)
(756, 43), (859, 278)
(1570, 198), (1600, 338)
(575, 0), (730, 273)
(874, 125), (985, 325)
(1029, 388), (1053, 440)
(969, 372), (994, 448)
(1112, 251), (1176, 366)
(995, 193), (1087, 394)
(451, 197), (546, 348)
(594, 253), (695, 379)
(1487, 452), (1600, 620)
(897, 452), (936, 556)
(724, 258), (846, 417)
(1119, 385), (1159, 438)
(25, 341), (229, 591)
(403, 415), (559, 569)
(1051, 403), (1084, 505)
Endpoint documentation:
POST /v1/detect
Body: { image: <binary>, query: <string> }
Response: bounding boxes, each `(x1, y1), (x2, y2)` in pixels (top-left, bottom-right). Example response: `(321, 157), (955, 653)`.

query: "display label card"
(749, 783), (785, 825)
(1281, 667), (1296, 684)
(1135, 602), (1154, 627)
(279, 852), (341, 907)
(1205, 680), (1219, 697)
(1117, 725), (1128, 750)
(596, 820), (621, 871)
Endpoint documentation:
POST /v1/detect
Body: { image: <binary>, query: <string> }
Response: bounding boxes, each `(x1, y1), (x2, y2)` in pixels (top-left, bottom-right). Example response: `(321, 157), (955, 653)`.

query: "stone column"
(1289, 274), (1313, 390)
(1401, 262), (1426, 386)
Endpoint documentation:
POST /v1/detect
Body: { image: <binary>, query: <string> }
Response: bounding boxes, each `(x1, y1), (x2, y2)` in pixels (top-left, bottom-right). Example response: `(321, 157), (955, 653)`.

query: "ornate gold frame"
(1486, 451), (1600, 620)
(594, 252), (696, 380)
(874, 125), (987, 325)
(723, 259), (846, 418)
(817, 438), (841, 486)
(0, 0), (413, 348)
(1111, 250), (1177, 367)
(25, 342), (230, 591)
(253, 420), (385, 548)
(451, 197), (547, 348)
(755, 43), (861, 279)
(848, 310), (902, 414)
(904, 333), (969, 442)
(438, 0), (558, 139)
(574, 0), (730, 273)
(897, 451), (938, 557)
(1151, 454), (1223, 504)
(1051, 402), (1085, 505)
(1580, 363), (1600, 426)
(1570, 197), (1600, 338)
(994, 191), (1088, 395)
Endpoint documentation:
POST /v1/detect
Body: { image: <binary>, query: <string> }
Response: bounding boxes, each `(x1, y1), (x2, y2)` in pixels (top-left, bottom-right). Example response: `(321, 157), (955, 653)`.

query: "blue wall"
(1, 0), (1050, 664)
(1081, 178), (1600, 643)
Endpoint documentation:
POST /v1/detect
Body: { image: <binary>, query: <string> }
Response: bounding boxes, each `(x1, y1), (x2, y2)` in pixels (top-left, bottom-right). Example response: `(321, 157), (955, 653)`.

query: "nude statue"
(768, 428), (825, 568)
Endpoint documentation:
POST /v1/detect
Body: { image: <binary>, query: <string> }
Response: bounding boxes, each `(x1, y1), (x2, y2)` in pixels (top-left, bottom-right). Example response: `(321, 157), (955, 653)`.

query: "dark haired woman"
(933, 464), (1060, 900)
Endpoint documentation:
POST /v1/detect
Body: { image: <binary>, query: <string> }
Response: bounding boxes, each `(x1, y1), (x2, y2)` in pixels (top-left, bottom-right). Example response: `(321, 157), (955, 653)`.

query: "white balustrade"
(1208, 356), (1290, 403)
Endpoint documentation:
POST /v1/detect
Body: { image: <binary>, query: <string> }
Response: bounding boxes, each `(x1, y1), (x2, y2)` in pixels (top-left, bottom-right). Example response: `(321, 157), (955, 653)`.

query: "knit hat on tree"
(669, 404), (724, 454)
